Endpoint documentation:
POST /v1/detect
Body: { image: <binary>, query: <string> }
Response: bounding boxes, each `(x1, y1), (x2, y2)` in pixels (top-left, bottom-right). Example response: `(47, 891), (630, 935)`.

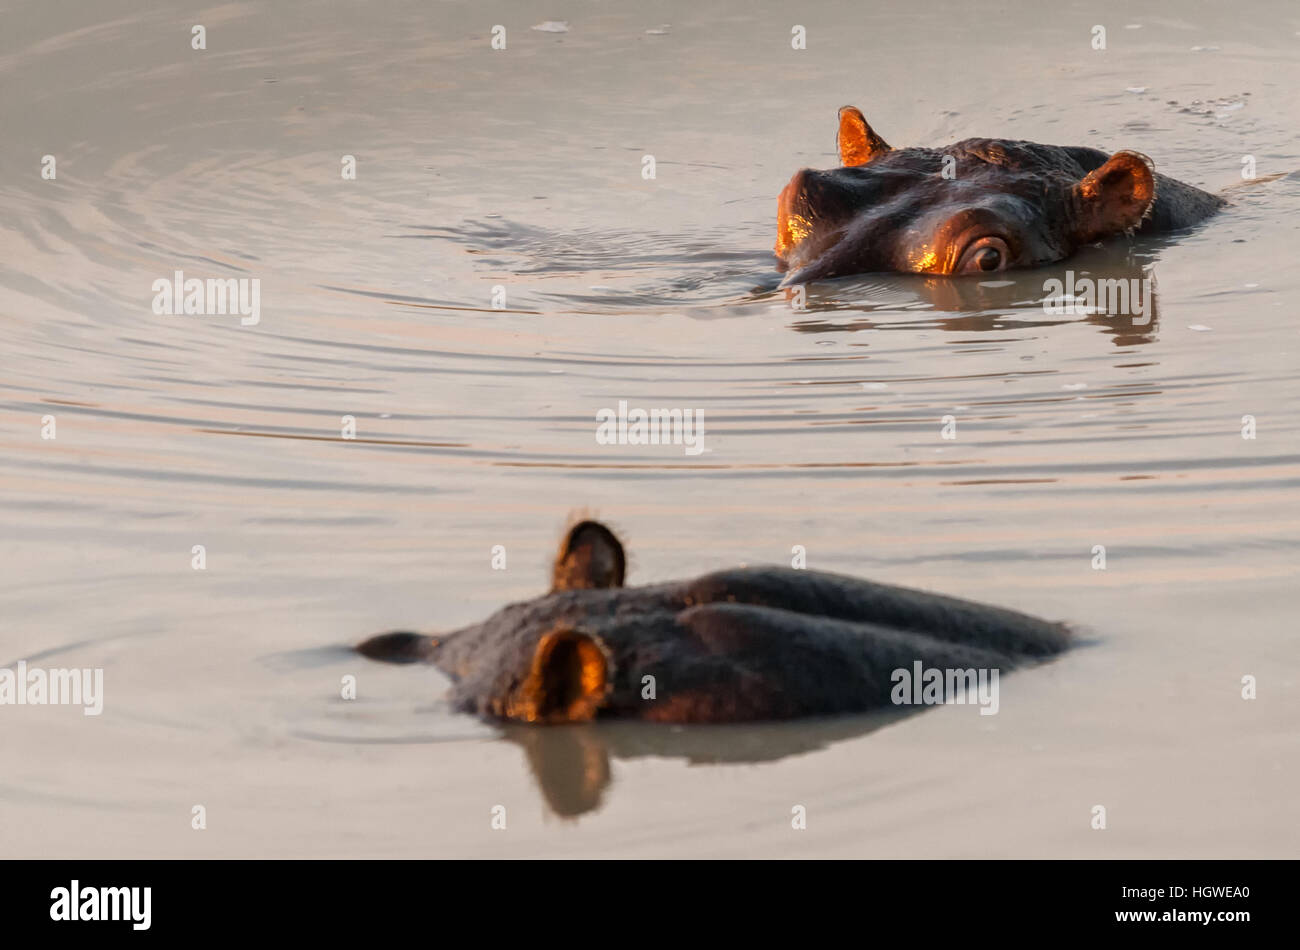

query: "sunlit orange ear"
(552, 519), (625, 591)
(507, 629), (611, 723)
(1070, 150), (1156, 243)
(837, 106), (891, 167)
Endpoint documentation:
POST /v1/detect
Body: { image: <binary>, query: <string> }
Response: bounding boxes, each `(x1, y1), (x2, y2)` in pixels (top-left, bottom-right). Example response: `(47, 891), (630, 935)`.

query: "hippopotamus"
(775, 106), (1225, 285)
(356, 518), (1070, 723)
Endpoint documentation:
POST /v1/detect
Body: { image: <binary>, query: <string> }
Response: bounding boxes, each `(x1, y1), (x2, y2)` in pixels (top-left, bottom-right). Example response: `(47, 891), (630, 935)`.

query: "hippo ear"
(508, 629), (612, 723)
(1070, 151), (1156, 243)
(552, 519), (626, 591)
(837, 106), (891, 167)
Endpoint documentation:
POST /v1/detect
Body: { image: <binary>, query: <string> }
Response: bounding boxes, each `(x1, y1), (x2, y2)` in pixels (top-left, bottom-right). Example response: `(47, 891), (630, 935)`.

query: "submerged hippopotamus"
(357, 518), (1070, 723)
(775, 106), (1225, 285)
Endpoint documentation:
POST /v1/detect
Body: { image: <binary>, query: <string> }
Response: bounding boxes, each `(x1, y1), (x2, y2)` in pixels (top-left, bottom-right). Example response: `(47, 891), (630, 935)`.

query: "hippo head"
(358, 515), (1071, 725)
(775, 106), (1158, 284)
(357, 521), (632, 724)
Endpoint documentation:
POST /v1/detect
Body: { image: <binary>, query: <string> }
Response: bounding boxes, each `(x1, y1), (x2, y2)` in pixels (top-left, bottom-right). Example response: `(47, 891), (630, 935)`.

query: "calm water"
(1, 0), (1297, 857)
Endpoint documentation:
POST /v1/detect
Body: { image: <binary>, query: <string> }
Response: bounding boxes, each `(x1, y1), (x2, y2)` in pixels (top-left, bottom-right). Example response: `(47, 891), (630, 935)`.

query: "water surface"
(1, 0), (1297, 857)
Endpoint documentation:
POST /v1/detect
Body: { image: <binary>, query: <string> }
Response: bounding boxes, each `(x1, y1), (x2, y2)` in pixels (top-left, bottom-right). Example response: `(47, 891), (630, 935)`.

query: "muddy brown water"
(1, 0), (1296, 856)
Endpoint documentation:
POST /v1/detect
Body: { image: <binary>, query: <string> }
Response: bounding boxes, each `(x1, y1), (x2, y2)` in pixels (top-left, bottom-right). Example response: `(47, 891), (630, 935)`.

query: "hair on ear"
(1071, 150), (1157, 243)
(551, 514), (627, 591)
(506, 628), (612, 723)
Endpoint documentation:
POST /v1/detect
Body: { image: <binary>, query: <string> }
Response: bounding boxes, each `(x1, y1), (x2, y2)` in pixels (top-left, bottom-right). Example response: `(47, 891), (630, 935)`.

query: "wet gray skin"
(356, 519), (1071, 724)
(774, 106), (1226, 285)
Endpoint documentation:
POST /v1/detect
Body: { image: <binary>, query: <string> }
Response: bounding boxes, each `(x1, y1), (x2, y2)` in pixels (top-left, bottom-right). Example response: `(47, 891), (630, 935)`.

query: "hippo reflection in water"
(775, 106), (1225, 285)
(357, 518), (1070, 724)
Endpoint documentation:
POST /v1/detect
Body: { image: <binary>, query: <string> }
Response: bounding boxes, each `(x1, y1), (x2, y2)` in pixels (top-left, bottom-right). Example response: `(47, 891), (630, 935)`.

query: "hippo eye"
(955, 236), (1011, 275)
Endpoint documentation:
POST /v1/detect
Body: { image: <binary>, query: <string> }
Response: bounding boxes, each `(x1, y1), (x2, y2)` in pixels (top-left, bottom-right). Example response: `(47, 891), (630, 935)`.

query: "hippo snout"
(775, 166), (868, 281)
(775, 168), (815, 260)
